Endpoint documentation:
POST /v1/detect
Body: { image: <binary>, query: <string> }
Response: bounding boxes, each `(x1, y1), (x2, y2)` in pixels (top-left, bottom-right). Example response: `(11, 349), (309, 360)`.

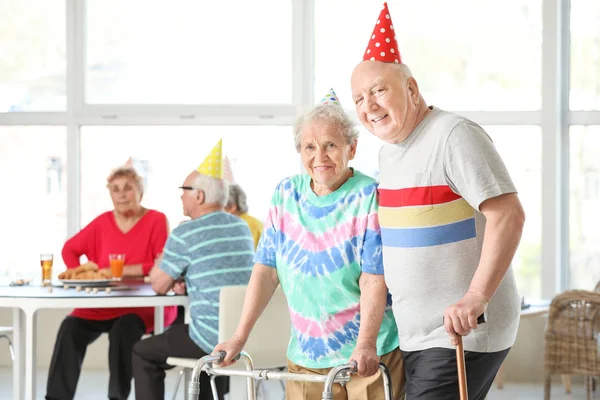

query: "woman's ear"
(348, 138), (358, 161)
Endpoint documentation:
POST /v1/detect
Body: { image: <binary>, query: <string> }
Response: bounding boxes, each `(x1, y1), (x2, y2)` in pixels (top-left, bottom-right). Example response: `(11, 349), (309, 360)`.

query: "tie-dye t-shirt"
(254, 170), (398, 368)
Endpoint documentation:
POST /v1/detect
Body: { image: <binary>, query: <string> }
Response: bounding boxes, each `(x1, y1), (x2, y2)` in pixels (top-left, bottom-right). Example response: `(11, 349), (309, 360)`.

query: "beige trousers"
(285, 348), (405, 400)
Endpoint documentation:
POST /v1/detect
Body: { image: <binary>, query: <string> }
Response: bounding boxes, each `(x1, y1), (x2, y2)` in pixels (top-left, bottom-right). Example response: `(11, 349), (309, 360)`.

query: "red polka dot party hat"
(363, 2), (401, 64)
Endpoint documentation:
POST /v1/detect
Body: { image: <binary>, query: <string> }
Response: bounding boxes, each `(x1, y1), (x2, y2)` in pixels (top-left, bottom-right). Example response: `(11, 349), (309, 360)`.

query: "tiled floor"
(487, 382), (591, 399)
(0, 367), (592, 399)
(0, 368), (181, 400)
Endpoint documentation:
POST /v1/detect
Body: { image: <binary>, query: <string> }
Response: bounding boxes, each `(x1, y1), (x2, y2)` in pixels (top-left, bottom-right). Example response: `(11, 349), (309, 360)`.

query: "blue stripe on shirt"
(159, 211), (254, 351)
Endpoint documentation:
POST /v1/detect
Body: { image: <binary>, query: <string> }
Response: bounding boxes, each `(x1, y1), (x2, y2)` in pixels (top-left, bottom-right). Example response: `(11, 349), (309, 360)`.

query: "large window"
(315, 0), (542, 111)
(80, 126), (299, 229)
(85, 0), (293, 104)
(0, 0), (66, 111)
(570, 0), (600, 110)
(569, 1), (600, 290)
(0, 0), (589, 300)
(0, 127), (67, 278)
(569, 126), (600, 290)
(486, 126), (542, 299)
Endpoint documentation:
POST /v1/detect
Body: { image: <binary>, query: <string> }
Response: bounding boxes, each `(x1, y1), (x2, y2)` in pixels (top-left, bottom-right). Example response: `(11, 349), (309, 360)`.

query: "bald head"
(351, 61), (412, 93)
(350, 61), (428, 144)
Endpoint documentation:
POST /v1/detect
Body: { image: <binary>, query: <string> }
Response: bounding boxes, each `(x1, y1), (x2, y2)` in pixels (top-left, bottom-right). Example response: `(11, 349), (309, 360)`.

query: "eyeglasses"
(179, 186), (201, 195)
(179, 186), (197, 195)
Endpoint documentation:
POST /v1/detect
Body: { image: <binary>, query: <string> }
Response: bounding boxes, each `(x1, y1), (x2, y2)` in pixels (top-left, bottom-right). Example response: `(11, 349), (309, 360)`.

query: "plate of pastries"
(58, 262), (115, 285)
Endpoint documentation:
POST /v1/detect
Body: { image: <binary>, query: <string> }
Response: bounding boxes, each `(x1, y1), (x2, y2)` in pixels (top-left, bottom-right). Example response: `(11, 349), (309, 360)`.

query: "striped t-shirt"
(254, 170), (399, 368)
(160, 211), (254, 352)
(378, 107), (521, 353)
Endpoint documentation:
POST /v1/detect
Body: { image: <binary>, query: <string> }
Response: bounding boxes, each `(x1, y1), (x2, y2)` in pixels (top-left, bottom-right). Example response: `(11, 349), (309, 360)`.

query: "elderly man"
(225, 183), (263, 249)
(214, 90), (403, 400)
(132, 141), (255, 400)
(350, 4), (525, 400)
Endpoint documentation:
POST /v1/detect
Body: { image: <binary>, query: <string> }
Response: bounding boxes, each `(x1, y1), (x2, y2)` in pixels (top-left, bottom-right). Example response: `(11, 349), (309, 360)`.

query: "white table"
(0, 282), (189, 400)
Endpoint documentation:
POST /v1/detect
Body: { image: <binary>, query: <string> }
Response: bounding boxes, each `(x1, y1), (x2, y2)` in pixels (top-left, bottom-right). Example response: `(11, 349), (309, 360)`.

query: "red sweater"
(62, 209), (177, 332)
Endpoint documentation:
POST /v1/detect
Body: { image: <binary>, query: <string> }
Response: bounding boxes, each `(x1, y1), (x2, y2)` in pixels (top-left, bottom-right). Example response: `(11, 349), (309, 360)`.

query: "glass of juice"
(109, 254), (125, 280)
(40, 254), (53, 284)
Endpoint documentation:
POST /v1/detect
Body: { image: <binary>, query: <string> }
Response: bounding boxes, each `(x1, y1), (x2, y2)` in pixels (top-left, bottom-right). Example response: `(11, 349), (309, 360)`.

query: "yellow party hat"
(197, 139), (223, 179)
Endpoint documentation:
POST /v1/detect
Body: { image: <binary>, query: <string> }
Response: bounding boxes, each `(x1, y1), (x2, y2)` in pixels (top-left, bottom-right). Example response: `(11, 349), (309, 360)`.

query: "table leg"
(496, 363), (505, 389)
(154, 306), (164, 334)
(184, 306), (191, 324)
(12, 308), (25, 400)
(24, 309), (36, 400)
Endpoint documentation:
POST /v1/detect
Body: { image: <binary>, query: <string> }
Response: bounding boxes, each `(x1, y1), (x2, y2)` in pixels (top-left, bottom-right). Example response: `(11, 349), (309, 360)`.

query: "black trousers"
(402, 347), (510, 400)
(132, 323), (228, 400)
(46, 314), (146, 400)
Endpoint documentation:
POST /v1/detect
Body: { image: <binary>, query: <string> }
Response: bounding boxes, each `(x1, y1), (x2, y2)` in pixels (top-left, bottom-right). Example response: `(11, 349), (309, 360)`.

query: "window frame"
(1, 0), (600, 297)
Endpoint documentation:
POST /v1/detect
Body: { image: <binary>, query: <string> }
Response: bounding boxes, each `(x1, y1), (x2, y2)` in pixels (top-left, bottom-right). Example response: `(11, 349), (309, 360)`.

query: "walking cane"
(455, 314), (486, 400)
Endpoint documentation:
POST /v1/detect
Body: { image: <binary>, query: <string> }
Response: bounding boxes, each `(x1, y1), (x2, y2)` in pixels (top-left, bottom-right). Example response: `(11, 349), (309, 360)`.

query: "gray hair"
(293, 104), (359, 152)
(106, 166), (144, 195)
(193, 173), (229, 207)
(226, 184), (249, 214)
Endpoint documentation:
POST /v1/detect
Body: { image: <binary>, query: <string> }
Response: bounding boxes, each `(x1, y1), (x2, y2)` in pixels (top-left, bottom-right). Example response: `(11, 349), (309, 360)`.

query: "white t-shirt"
(378, 106), (521, 353)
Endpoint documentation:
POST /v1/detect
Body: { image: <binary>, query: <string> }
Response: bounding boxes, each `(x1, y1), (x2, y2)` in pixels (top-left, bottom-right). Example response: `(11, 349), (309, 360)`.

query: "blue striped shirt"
(160, 211), (254, 352)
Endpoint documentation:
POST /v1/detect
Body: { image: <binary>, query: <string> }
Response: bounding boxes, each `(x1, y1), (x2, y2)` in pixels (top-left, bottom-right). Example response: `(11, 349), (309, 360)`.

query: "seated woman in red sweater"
(46, 166), (177, 400)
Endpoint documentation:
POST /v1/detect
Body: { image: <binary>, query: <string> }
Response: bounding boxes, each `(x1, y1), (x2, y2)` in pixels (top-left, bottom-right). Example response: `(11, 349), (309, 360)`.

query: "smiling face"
(351, 61), (422, 144)
(300, 120), (357, 195)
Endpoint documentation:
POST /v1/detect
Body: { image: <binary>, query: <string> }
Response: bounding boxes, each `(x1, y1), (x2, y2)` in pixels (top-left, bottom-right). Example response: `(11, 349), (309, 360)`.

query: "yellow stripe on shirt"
(379, 198), (475, 229)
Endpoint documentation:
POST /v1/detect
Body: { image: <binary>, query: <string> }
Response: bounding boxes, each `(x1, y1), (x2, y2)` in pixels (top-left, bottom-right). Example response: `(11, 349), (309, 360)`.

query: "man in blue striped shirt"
(132, 169), (254, 400)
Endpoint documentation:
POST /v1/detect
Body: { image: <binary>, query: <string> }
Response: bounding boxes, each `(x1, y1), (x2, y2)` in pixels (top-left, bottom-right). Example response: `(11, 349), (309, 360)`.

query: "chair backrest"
(219, 285), (291, 369)
(544, 290), (600, 375)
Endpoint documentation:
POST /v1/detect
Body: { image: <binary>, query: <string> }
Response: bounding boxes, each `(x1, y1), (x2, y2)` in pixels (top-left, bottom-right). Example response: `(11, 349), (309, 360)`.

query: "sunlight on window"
(486, 126), (542, 300)
(85, 0), (292, 104)
(570, 0), (600, 110)
(0, 127), (67, 278)
(315, 0), (542, 111)
(569, 126), (600, 290)
(80, 126), (300, 230)
(0, 0), (66, 111)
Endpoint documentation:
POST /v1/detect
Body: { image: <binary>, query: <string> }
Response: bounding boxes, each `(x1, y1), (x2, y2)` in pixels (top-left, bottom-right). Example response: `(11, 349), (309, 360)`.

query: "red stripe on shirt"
(378, 186), (461, 207)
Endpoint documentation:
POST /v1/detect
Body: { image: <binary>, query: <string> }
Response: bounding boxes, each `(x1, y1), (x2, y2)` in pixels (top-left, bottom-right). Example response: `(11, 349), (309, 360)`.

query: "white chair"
(167, 285), (291, 399)
(0, 326), (15, 361)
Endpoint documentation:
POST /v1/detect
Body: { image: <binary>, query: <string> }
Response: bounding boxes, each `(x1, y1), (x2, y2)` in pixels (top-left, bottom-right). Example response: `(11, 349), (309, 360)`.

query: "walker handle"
(214, 351), (242, 363)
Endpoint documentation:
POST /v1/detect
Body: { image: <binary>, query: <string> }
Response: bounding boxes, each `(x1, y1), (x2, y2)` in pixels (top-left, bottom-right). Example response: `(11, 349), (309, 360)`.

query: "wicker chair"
(543, 290), (600, 400)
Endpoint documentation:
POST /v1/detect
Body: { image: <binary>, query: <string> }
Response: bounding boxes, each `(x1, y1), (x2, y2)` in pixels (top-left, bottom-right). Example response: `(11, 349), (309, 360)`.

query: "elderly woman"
(215, 90), (404, 399)
(46, 166), (177, 400)
(225, 184), (263, 249)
